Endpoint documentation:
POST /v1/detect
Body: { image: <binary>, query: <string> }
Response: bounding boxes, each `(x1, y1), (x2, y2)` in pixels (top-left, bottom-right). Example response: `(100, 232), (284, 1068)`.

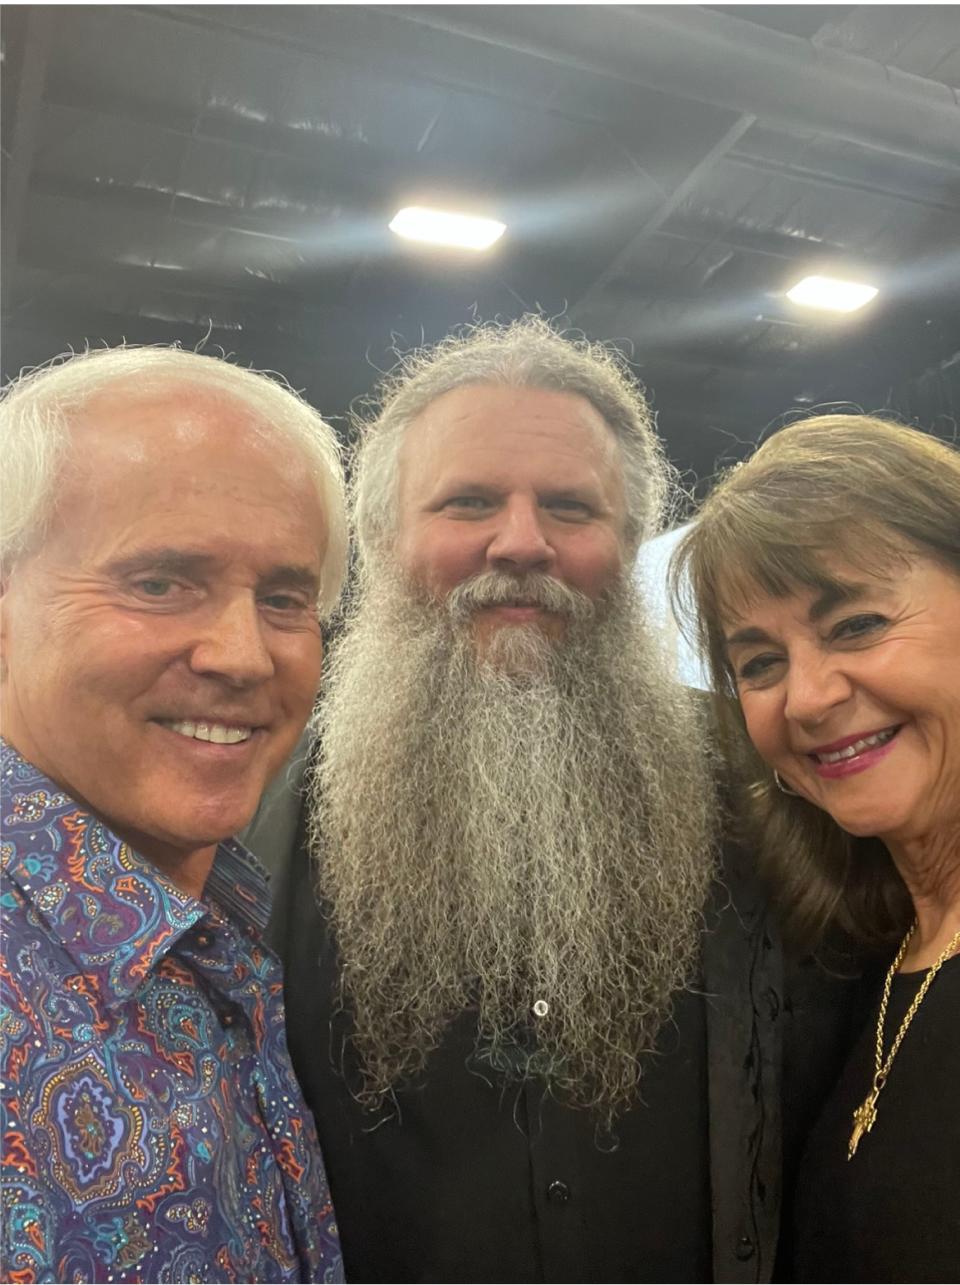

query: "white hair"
(0, 345), (347, 616)
(352, 316), (673, 570)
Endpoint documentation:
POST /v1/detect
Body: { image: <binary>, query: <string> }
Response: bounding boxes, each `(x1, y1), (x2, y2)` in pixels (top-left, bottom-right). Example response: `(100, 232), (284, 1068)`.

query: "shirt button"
(222, 1012), (235, 1027)
(735, 1235), (755, 1261)
(546, 1179), (571, 1203)
(532, 999), (550, 1018)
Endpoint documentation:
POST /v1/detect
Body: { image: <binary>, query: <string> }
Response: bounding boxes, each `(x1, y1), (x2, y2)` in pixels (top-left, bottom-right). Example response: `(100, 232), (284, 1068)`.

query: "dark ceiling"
(3, 4), (960, 495)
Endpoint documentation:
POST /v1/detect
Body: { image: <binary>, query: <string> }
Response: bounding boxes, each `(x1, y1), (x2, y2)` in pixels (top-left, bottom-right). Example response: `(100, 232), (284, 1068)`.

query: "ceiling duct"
(389, 5), (960, 171)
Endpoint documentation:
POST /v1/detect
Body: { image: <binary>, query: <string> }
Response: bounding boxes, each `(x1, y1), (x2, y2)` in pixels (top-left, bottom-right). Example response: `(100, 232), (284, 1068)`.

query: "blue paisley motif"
(1, 739), (343, 1283)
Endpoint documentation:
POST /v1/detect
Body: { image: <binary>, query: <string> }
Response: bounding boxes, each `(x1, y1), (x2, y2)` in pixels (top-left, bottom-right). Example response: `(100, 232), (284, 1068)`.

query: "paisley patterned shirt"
(0, 741), (343, 1284)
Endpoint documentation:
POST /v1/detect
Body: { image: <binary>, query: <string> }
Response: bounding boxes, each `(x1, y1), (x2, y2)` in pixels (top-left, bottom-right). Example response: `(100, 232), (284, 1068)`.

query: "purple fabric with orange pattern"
(0, 739), (343, 1284)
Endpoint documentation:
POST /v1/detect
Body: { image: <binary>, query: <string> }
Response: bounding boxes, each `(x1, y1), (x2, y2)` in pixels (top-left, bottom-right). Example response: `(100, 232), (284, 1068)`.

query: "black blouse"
(791, 953), (960, 1283)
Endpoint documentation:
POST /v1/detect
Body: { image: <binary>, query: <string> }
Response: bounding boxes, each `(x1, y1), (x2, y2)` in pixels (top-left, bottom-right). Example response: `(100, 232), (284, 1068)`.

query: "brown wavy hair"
(669, 413), (960, 952)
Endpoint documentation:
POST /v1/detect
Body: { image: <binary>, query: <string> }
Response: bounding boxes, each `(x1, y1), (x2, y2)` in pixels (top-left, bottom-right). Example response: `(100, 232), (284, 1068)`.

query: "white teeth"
(163, 720), (251, 744)
(815, 728), (896, 764)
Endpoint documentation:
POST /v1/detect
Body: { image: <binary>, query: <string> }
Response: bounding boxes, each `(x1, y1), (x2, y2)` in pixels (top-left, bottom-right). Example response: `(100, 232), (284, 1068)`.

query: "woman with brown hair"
(671, 413), (960, 1283)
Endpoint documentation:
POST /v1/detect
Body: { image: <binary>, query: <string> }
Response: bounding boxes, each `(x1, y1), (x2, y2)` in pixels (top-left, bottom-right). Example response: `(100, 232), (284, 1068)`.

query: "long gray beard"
(309, 567), (718, 1119)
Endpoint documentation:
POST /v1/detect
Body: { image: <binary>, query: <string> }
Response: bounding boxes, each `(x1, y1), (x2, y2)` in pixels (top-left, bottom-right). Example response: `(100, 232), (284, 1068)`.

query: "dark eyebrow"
(724, 625), (774, 647)
(105, 549), (320, 597)
(258, 565), (321, 596)
(808, 582), (867, 622)
(105, 549), (215, 579)
(540, 487), (597, 503)
(725, 581), (871, 647)
(437, 479), (502, 497)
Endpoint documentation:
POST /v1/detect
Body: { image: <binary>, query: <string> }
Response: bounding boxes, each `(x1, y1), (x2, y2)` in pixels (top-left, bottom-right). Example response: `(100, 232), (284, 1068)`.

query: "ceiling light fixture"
(389, 206), (506, 251)
(786, 275), (879, 313)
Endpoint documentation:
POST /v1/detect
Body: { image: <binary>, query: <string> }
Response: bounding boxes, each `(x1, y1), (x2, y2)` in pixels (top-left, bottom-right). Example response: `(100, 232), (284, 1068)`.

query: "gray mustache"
(446, 572), (595, 622)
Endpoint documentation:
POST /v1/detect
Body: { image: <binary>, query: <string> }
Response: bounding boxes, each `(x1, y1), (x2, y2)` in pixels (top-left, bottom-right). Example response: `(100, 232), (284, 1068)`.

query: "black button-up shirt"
(246, 759), (861, 1285)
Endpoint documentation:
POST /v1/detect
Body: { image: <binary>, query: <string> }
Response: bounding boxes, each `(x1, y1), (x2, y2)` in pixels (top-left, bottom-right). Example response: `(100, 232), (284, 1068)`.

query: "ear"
(0, 572), (8, 680)
(0, 563), (21, 674)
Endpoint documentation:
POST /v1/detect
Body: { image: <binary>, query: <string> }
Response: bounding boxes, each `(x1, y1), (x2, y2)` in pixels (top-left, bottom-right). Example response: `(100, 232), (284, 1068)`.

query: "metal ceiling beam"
(571, 113), (756, 316)
(724, 151), (960, 214)
(389, 5), (960, 171)
(654, 218), (851, 264)
(140, 4), (642, 130)
(27, 172), (332, 248)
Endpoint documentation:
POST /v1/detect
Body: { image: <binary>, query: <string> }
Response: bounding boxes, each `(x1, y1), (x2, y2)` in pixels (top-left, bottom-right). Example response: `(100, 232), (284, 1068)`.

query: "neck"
(2, 731), (217, 901)
(887, 829), (960, 971)
(126, 839), (218, 901)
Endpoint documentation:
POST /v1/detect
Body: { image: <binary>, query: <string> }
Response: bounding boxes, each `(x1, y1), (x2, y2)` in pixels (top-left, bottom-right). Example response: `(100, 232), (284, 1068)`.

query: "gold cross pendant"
(848, 1091), (878, 1160)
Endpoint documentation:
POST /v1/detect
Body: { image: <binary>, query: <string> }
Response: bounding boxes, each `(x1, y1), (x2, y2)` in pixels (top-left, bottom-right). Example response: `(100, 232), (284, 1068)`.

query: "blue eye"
(445, 495), (492, 512)
(261, 593), (308, 612)
(547, 498), (591, 518)
(136, 578), (173, 597)
(737, 653), (783, 683)
(832, 613), (887, 640)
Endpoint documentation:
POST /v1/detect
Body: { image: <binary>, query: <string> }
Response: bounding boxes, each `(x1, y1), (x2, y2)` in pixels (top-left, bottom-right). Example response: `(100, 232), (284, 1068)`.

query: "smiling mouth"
(809, 726), (900, 765)
(156, 719), (254, 745)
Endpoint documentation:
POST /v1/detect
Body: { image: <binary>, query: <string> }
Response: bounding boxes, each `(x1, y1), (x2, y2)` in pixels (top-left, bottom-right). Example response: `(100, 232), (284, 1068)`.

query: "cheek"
(740, 697), (785, 763)
(276, 634), (324, 705)
(402, 529), (481, 592)
(70, 620), (187, 693)
(561, 536), (623, 594)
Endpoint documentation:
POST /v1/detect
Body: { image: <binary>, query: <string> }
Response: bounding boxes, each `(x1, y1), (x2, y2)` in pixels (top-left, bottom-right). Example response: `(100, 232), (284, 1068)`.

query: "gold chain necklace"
(848, 920), (960, 1160)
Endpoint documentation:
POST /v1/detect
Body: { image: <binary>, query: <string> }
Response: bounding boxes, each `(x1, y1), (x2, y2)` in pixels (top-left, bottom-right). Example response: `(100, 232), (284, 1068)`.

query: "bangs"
(675, 506), (918, 697)
(704, 505), (918, 621)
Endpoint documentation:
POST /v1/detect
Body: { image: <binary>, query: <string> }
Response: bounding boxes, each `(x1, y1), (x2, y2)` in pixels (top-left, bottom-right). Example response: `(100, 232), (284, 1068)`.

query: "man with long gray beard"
(247, 318), (856, 1284)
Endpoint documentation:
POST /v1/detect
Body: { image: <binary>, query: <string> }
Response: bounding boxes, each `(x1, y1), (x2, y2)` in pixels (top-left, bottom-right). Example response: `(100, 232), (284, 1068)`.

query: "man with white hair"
(0, 348), (345, 1282)
(252, 318), (855, 1283)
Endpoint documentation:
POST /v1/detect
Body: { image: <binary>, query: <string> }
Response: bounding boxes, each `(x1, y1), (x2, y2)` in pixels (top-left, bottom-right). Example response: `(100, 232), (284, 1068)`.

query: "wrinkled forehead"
(52, 389), (324, 545)
(398, 397), (626, 551)
(73, 382), (251, 445)
(400, 383), (621, 464)
(67, 385), (307, 491)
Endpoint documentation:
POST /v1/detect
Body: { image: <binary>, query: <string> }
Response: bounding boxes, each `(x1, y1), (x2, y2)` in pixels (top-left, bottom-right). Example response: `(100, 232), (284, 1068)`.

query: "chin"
(833, 817), (883, 839)
(163, 803), (257, 850)
(827, 807), (905, 842)
(476, 623), (557, 675)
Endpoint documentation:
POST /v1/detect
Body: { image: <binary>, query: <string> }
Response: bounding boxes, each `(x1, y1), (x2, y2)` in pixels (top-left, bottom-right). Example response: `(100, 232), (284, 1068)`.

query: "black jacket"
(245, 747), (858, 1283)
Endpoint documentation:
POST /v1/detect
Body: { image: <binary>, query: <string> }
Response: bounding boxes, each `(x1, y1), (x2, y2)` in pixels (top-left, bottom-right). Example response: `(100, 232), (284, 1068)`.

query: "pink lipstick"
(807, 725), (901, 779)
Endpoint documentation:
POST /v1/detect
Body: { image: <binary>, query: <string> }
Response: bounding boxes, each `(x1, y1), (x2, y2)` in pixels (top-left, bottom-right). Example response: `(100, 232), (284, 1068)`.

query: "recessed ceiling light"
(389, 206), (506, 251)
(786, 275), (879, 313)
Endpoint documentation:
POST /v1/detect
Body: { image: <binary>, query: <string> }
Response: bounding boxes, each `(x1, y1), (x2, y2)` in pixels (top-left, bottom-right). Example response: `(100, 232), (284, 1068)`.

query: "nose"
(783, 649), (853, 726)
(485, 496), (555, 574)
(188, 593), (275, 687)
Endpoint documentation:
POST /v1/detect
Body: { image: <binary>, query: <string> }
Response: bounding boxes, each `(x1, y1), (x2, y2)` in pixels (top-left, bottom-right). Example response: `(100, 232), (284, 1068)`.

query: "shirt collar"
(1, 739), (272, 1003)
(204, 836), (272, 935)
